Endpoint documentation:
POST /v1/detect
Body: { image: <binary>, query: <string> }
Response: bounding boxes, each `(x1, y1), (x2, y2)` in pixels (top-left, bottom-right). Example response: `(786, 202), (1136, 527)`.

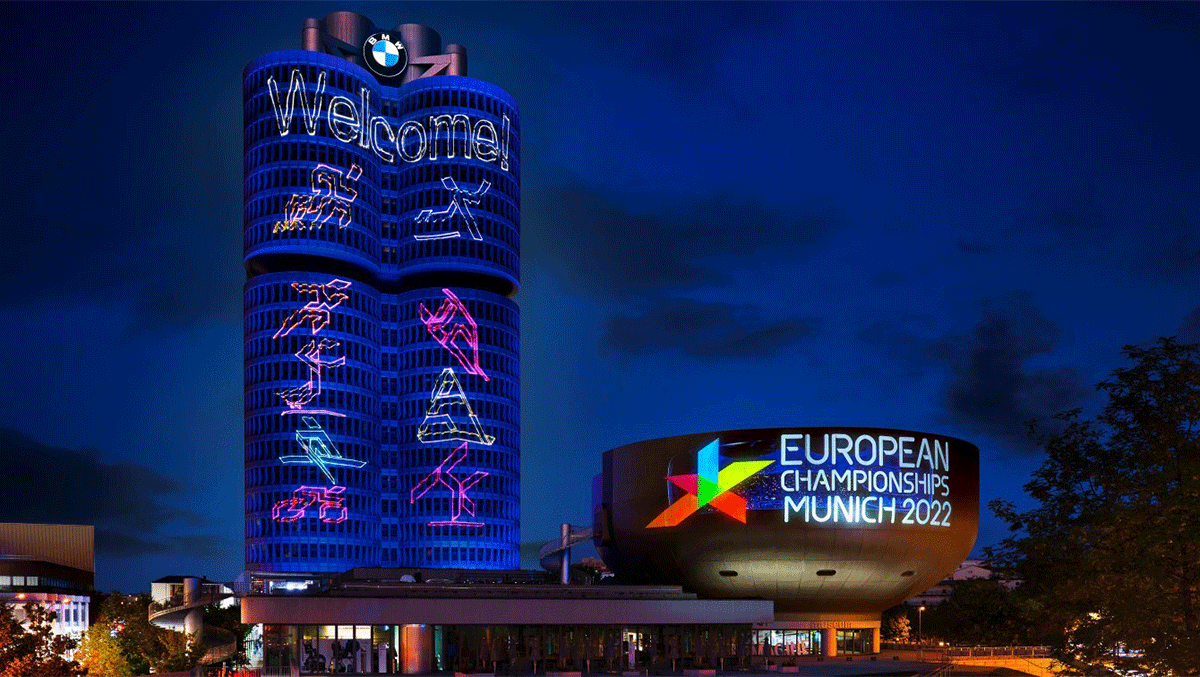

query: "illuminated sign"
(280, 416), (367, 484)
(273, 163), (362, 234)
(413, 177), (491, 241)
(266, 69), (513, 171)
(410, 443), (487, 528)
(417, 368), (496, 446)
(275, 338), (345, 415)
(647, 439), (773, 528)
(409, 289), (496, 530)
(647, 433), (955, 529)
(419, 288), (489, 381)
(272, 485), (347, 523)
(270, 278), (360, 525)
(273, 279), (351, 339)
(777, 433), (952, 526)
(362, 32), (408, 79)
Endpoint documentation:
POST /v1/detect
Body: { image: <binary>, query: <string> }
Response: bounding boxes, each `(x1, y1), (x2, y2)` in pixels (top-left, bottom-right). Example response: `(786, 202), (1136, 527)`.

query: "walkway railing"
(201, 639), (239, 665)
(149, 591), (232, 622)
(945, 646), (1051, 658)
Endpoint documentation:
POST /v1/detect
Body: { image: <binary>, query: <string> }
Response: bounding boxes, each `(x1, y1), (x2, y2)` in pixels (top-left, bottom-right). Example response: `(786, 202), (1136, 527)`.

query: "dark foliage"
(0, 602), (84, 677)
(987, 338), (1200, 675)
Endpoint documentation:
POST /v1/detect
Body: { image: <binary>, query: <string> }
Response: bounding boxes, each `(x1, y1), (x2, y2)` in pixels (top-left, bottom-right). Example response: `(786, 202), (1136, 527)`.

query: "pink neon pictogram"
(271, 485), (347, 524)
(409, 442), (488, 528)
(413, 177), (491, 241)
(275, 338), (346, 412)
(419, 288), (489, 381)
(273, 278), (351, 339)
(273, 164), (363, 233)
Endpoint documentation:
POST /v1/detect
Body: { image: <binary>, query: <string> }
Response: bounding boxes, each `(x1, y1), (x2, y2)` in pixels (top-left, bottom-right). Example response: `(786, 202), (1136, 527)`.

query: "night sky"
(1, 2), (1197, 593)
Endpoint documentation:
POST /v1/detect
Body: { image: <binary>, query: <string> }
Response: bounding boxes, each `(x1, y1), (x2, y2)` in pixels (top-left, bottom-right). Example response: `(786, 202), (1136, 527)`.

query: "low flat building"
(0, 523), (94, 642)
(241, 568), (774, 674)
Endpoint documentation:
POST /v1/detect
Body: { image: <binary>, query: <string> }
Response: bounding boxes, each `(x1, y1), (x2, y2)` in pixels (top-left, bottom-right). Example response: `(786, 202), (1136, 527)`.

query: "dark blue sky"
(1, 2), (1196, 592)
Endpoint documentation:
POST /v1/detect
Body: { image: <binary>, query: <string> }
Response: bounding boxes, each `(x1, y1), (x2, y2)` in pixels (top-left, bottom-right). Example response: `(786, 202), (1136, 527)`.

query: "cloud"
(936, 294), (1086, 448)
(602, 298), (819, 359)
(0, 428), (226, 558)
(532, 182), (838, 299)
(860, 294), (1086, 451)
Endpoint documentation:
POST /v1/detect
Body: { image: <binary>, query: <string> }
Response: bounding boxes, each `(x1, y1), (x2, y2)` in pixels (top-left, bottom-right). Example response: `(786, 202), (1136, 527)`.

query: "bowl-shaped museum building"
(594, 427), (979, 655)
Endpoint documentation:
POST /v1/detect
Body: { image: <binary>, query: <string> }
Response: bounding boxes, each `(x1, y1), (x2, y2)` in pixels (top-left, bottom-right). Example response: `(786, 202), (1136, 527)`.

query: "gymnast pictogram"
(410, 443), (488, 528)
(419, 288), (489, 381)
(413, 177), (490, 241)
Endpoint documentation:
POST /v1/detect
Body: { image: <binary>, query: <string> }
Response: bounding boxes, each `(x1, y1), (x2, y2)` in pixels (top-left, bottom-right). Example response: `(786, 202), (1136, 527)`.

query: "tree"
(77, 623), (133, 677)
(151, 626), (206, 673)
(920, 579), (1032, 646)
(0, 602), (84, 677)
(94, 592), (203, 674)
(988, 338), (1200, 675)
(881, 605), (911, 643)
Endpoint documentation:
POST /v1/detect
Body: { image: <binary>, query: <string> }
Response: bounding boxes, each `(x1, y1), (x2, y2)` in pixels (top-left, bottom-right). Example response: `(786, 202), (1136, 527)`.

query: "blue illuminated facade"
(244, 21), (520, 573)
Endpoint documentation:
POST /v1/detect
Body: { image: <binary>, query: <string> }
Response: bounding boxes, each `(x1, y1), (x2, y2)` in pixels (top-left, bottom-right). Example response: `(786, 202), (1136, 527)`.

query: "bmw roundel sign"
(363, 32), (408, 78)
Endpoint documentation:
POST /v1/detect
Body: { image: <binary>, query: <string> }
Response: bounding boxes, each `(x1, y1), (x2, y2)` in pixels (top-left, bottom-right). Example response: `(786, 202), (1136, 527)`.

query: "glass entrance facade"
(262, 623), (764, 675)
(260, 621), (889, 674)
(751, 628), (822, 657)
(836, 628), (873, 655)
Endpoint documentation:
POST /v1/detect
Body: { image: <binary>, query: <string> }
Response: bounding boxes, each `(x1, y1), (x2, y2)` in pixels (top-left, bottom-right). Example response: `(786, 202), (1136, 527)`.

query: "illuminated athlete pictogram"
(417, 368), (496, 446)
(419, 288), (490, 381)
(410, 442), (488, 528)
(413, 177), (491, 241)
(275, 338), (346, 415)
(272, 485), (347, 523)
(280, 416), (367, 484)
(273, 164), (363, 233)
(273, 278), (351, 339)
(646, 439), (774, 528)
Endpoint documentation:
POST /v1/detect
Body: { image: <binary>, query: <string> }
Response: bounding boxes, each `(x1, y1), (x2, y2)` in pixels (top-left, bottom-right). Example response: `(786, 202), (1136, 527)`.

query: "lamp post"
(918, 606), (925, 660)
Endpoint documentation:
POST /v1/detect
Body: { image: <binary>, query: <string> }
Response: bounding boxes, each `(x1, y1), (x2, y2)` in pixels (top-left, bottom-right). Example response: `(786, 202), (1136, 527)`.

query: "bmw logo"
(362, 32), (407, 78)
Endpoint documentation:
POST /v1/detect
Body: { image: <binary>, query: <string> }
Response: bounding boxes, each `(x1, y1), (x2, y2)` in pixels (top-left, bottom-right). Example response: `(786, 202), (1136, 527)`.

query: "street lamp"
(918, 606), (926, 659)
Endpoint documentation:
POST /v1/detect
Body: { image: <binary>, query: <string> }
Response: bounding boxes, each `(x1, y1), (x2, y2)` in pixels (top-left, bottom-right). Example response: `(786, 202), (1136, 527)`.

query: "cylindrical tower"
(244, 13), (519, 574)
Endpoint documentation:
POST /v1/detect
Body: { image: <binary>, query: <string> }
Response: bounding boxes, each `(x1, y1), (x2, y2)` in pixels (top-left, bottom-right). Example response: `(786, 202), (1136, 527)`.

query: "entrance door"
(622, 631), (641, 669)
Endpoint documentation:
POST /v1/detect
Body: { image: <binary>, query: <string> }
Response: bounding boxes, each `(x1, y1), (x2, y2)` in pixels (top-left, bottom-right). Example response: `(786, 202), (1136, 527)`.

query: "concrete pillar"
(182, 576), (201, 605)
(444, 44), (467, 76)
(182, 577), (203, 645)
(821, 628), (837, 658)
(872, 627), (881, 654)
(302, 18), (321, 51)
(560, 523), (571, 585)
(184, 607), (203, 639)
(401, 624), (433, 674)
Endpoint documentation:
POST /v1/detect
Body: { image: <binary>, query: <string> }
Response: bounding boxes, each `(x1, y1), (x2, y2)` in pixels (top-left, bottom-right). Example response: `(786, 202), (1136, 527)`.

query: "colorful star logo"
(646, 439), (774, 528)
